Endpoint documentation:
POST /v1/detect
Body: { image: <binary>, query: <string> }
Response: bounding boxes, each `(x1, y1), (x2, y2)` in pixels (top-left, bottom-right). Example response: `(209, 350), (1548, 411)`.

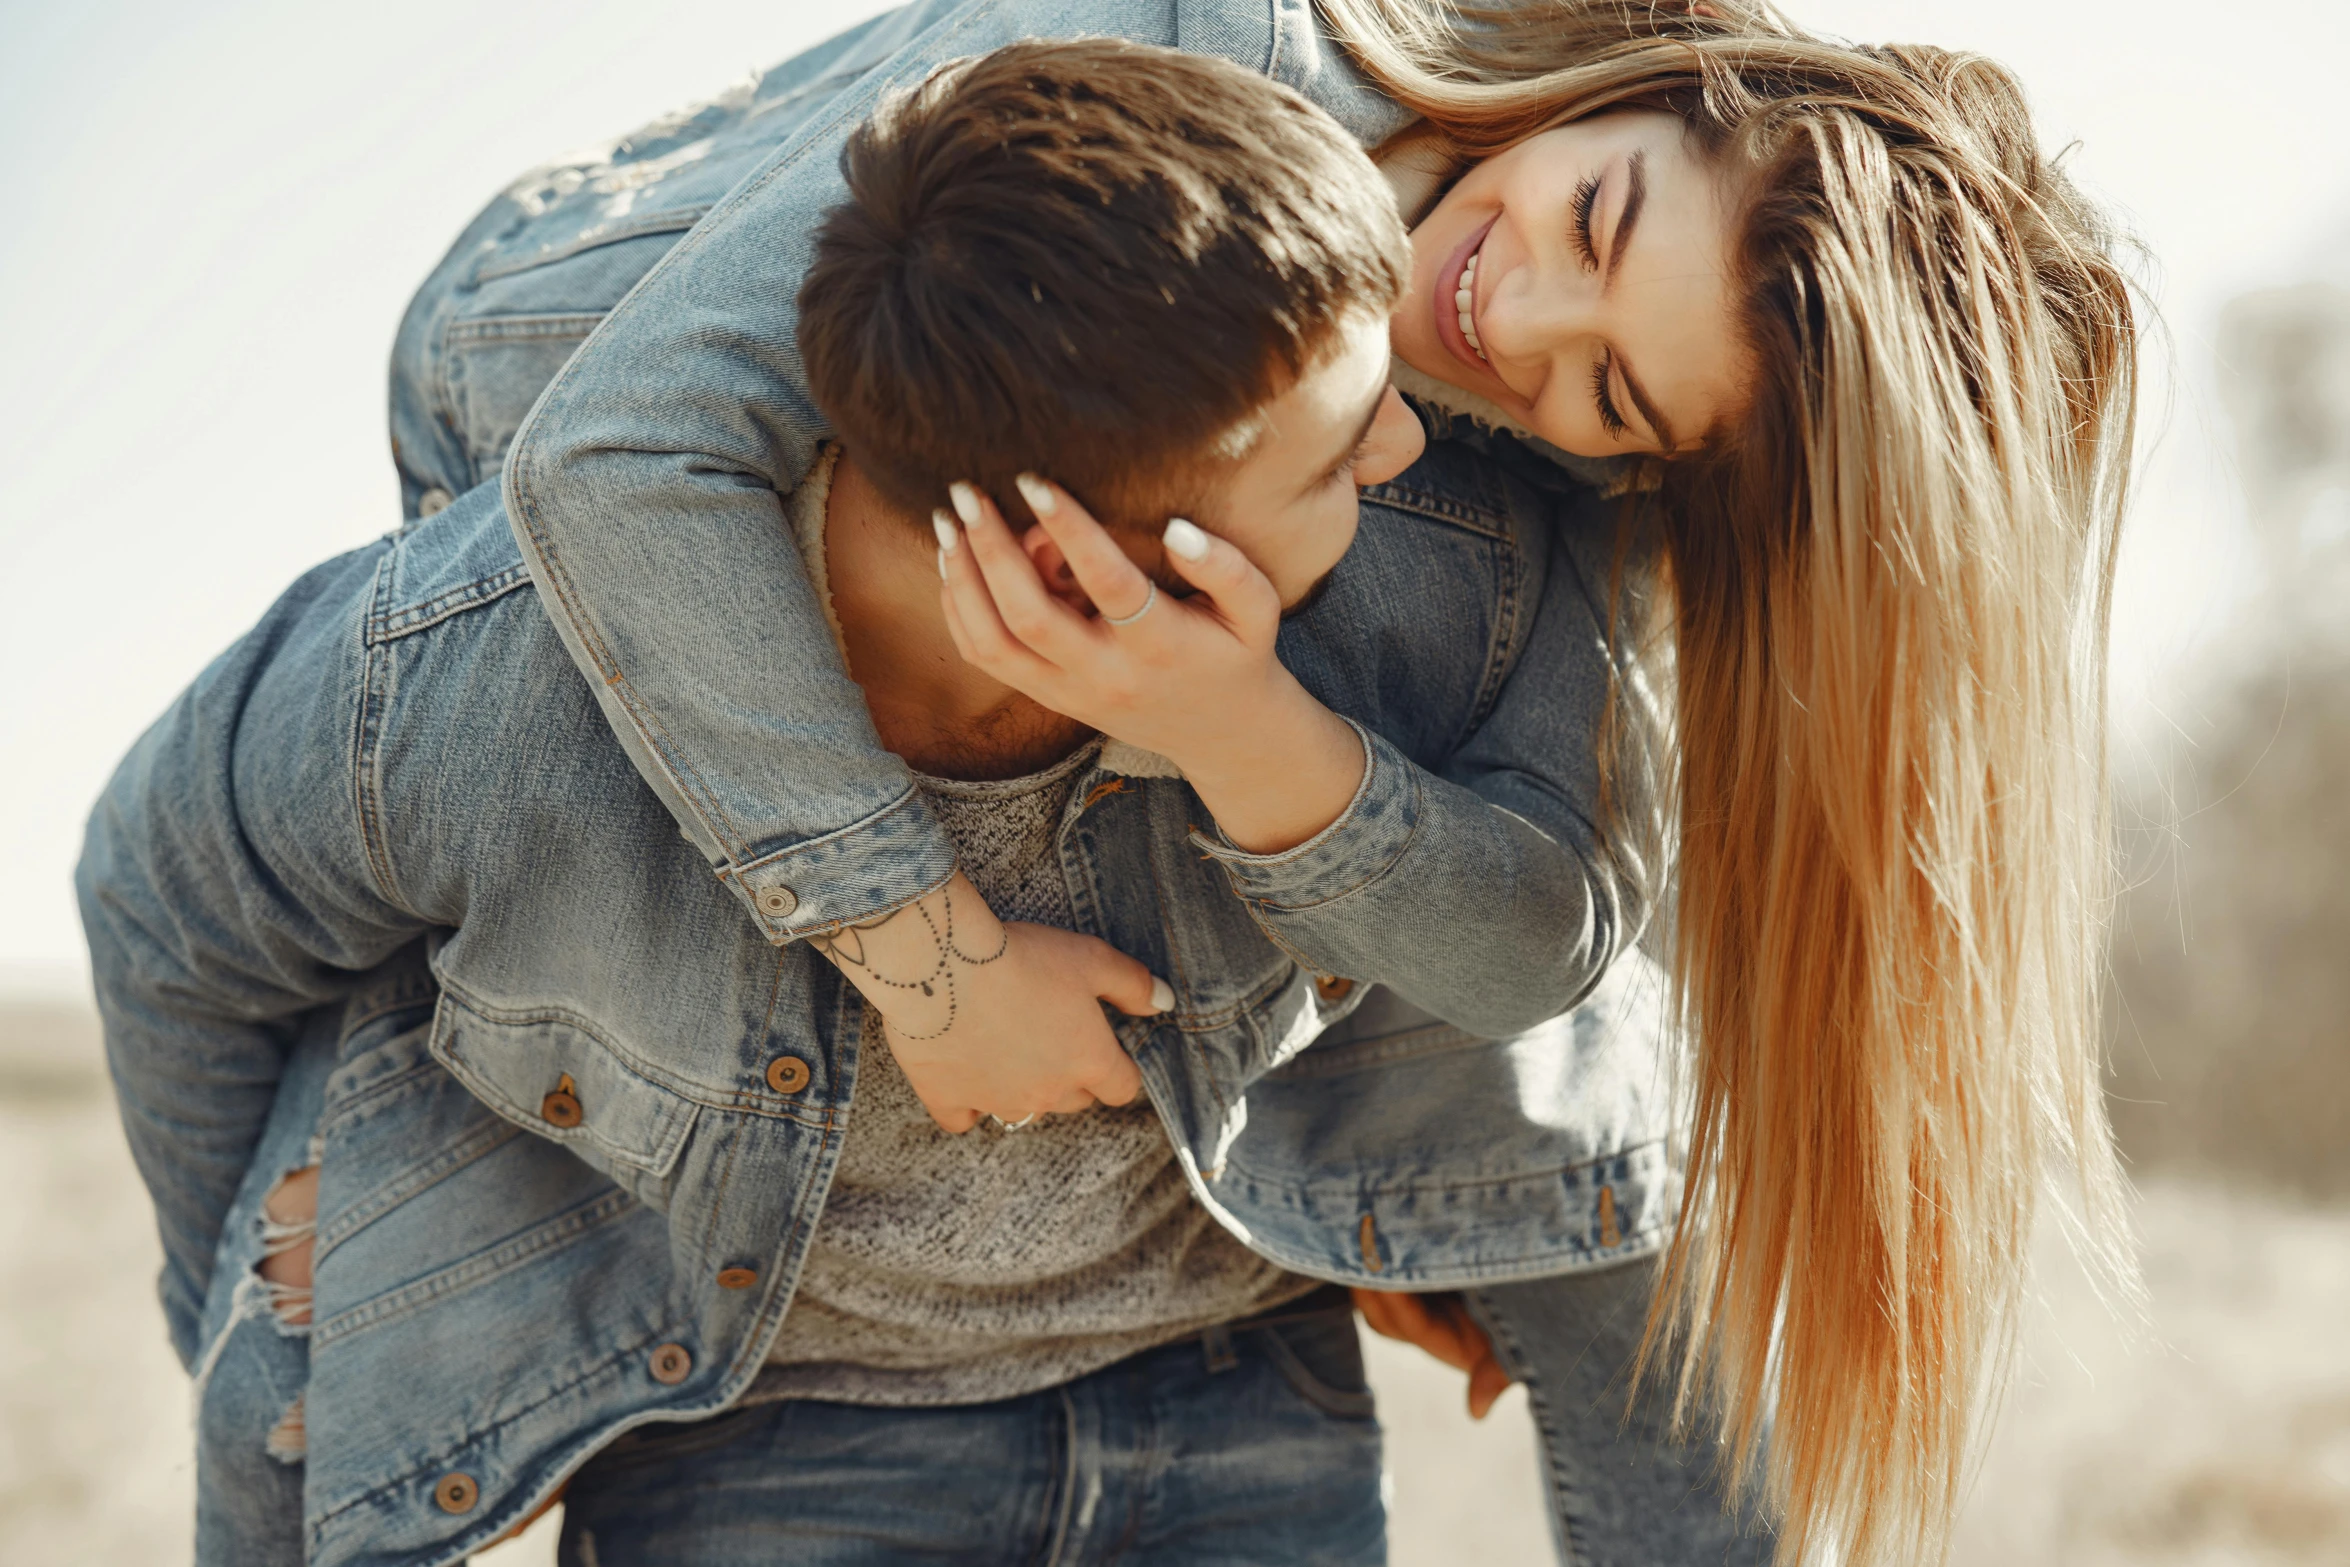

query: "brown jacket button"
(1315, 975), (1355, 1004)
(433, 1472), (479, 1513)
(540, 1073), (582, 1128)
(715, 1267), (758, 1290)
(649, 1343), (694, 1384)
(765, 1055), (811, 1095)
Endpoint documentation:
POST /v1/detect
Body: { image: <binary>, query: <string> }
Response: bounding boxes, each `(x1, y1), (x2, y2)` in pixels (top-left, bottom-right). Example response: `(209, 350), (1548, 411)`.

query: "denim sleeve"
(499, 0), (1410, 943)
(75, 546), (427, 1366)
(1193, 523), (1648, 1039)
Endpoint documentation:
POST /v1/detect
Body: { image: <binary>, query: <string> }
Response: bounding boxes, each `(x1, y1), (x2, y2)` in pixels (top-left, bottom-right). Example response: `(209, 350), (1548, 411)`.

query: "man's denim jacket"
(83, 454), (1670, 1566)
(79, 4), (1676, 1563)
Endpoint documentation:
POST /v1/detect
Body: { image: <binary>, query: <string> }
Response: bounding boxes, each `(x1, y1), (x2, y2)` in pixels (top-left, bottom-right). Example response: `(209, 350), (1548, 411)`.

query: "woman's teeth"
(1455, 251), (1487, 361)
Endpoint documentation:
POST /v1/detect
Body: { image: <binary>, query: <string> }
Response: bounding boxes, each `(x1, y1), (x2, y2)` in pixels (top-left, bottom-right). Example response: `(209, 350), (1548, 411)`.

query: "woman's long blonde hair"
(1320, 1), (2140, 1560)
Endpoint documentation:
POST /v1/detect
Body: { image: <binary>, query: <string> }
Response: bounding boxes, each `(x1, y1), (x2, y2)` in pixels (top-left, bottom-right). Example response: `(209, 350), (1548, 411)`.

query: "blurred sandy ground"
(5, 997), (2344, 1567)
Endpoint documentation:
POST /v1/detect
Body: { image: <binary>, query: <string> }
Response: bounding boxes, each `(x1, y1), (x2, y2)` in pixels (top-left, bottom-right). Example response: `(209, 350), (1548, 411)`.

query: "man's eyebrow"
(1618, 356), (1676, 452)
(1307, 385), (1389, 489)
(1605, 148), (1647, 286)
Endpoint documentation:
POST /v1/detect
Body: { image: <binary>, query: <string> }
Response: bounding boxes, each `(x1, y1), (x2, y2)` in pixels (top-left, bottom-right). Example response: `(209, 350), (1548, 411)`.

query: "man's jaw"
(1279, 567), (1339, 622)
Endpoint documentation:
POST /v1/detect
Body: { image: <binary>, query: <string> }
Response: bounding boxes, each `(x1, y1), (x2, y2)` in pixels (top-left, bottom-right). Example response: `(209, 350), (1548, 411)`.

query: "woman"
(400, 1), (2138, 1561)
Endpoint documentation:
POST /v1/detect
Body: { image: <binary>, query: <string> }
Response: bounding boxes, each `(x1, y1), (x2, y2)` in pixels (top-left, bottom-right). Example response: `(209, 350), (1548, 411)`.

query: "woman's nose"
(1480, 260), (1597, 370)
(1353, 385), (1427, 488)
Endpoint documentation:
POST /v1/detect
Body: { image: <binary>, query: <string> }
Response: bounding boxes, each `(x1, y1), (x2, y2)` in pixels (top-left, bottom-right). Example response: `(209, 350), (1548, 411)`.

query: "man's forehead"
(1200, 315), (1387, 470)
(1243, 316), (1392, 458)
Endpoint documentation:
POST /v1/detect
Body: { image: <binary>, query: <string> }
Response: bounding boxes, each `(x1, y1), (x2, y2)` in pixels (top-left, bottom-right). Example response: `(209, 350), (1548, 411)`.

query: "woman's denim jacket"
(78, 4), (1678, 1563)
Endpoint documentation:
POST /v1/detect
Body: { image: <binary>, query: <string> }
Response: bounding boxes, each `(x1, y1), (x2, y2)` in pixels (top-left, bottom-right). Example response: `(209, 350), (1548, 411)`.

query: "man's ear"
(1019, 527), (1097, 616)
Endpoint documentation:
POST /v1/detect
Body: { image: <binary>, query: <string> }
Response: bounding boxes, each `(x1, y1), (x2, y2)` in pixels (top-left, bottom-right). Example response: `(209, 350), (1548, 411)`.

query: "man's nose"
(1353, 385), (1427, 488)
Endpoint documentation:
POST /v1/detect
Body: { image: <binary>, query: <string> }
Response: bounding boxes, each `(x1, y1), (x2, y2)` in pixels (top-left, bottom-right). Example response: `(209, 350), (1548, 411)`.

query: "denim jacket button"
(648, 1343), (693, 1384)
(433, 1473), (479, 1513)
(539, 1073), (583, 1128)
(416, 487), (454, 518)
(1314, 975), (1355, 1004)
(715, 1266), (758, 1290)
(765, 1055), (811, 1095)
(757, 886), (799, 918)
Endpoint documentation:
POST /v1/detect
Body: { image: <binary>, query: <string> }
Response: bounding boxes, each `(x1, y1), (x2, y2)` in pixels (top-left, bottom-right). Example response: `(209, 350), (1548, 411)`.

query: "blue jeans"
(554, 1290), (1386, 1566)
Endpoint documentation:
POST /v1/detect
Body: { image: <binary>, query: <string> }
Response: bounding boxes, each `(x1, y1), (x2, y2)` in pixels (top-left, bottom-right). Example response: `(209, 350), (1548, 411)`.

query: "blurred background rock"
(3, 1), (2345, 1562)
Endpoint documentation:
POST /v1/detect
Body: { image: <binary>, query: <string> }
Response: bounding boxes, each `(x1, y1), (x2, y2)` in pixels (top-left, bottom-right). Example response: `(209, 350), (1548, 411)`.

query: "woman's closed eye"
(1572, 172), (1603, 272)
(1590, 349), (1629, 439)
(1572, 175), (1635, 440)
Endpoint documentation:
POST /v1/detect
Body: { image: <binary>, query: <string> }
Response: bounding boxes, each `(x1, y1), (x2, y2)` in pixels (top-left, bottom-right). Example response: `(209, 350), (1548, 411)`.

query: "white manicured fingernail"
(1149, 976), (1175, 1014)
(937, 545), (948, 579)
(932, 511), (959, 552)
(1163, 517), (1210, 561)
(949, 481), (983, 527)
(1015, 473), (1058, 516)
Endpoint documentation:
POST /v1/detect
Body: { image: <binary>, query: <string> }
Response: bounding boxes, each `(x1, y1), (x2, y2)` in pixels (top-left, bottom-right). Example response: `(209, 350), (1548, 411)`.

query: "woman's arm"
(1201, 513), (1651, 1036)
(937, 475), (1646, 1039)
(498, 0), (1414, 945)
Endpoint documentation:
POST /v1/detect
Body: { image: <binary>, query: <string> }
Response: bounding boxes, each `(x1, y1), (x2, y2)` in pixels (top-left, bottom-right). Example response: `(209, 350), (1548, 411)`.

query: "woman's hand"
(1354, 1288), (1516, 1420)
(812, 870), (1168, 1133)
(937, 477), (1364, 854)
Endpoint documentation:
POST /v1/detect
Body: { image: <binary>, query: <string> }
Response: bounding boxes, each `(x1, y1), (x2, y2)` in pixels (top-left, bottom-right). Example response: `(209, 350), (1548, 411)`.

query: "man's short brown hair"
(799, 38), (1409, 531)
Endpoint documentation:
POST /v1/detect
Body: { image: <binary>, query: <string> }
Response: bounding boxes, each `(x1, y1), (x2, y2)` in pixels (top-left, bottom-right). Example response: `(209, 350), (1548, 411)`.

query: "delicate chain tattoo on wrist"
(809, 882), (1006, 1040)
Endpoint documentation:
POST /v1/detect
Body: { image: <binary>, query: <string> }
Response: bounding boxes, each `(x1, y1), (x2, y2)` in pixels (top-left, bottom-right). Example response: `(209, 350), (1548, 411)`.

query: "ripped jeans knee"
(252, 1148), (320, 1459)
(194, 1140), (321, 1474)
(257, 1155), (319, 1332)
(189, 1014), (345, 1567)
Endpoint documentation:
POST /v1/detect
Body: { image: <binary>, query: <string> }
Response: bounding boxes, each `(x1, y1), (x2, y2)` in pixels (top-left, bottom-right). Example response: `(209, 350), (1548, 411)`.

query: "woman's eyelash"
(1591, 350), (1629, 438)
(1572, 173), (1603, 270)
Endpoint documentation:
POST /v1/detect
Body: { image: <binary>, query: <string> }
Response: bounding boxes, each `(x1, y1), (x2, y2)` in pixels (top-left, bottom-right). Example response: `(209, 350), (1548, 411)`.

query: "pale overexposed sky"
(2, 0), (2345, 989)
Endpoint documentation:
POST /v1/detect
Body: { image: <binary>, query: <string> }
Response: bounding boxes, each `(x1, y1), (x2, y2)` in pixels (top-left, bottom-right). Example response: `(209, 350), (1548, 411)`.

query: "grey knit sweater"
(757, 457), (1311, 1407)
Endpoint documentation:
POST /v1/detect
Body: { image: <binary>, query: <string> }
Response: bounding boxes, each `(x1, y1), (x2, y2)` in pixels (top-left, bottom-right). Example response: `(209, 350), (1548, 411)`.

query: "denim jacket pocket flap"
(470, 205), (714, 286)
(430, 992), (699, 1179)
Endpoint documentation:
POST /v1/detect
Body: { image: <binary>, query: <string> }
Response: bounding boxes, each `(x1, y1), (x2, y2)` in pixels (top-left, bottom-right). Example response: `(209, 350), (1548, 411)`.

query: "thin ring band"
(1102, 582), (1157, 628)
(990, 1112), (1039, 1130)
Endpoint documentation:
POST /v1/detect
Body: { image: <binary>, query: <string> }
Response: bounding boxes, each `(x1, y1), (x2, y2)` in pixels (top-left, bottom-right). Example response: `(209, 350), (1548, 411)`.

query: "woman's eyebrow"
(1605, 148), (1648, 286)
(1618, 356), (1676, 451)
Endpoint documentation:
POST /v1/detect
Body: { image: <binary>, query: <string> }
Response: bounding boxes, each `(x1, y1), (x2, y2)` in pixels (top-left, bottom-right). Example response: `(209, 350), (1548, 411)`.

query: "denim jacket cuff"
(1189, 719), (1422, 909)
(716, 786), (957, 942)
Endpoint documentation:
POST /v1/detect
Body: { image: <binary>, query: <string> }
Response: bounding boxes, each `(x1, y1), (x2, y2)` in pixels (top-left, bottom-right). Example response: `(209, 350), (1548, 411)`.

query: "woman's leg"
(1470, 1261), (1776, 1567)
(188, 1014), (339, 1567)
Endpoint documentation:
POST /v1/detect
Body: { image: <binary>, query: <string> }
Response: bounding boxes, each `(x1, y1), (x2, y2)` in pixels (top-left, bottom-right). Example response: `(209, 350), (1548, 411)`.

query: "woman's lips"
(1435, 215), (1499, 377)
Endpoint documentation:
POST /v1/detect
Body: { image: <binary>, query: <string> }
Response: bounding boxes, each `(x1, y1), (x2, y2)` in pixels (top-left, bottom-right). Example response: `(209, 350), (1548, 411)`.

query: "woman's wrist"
(1172, 676), (1367, 855)
(809, 870), (1007, 1034)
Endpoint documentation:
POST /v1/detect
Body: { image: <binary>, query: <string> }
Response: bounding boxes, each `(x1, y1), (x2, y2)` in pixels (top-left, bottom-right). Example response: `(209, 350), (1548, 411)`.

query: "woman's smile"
(1391, 110), (1749, 458)
(1435, 216), (1499, 374)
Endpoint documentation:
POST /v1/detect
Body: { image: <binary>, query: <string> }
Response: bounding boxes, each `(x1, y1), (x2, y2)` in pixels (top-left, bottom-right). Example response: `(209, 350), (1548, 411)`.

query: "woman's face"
(1391, 111), (1749, 459)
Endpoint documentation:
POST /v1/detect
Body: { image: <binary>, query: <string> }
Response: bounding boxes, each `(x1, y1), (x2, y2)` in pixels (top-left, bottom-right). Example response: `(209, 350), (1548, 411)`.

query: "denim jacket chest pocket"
(429, 989), (701, 1210)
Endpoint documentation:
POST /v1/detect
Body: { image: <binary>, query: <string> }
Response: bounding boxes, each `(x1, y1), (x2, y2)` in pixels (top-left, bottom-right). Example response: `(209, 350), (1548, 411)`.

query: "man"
(83, 41), (1716, 1567)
